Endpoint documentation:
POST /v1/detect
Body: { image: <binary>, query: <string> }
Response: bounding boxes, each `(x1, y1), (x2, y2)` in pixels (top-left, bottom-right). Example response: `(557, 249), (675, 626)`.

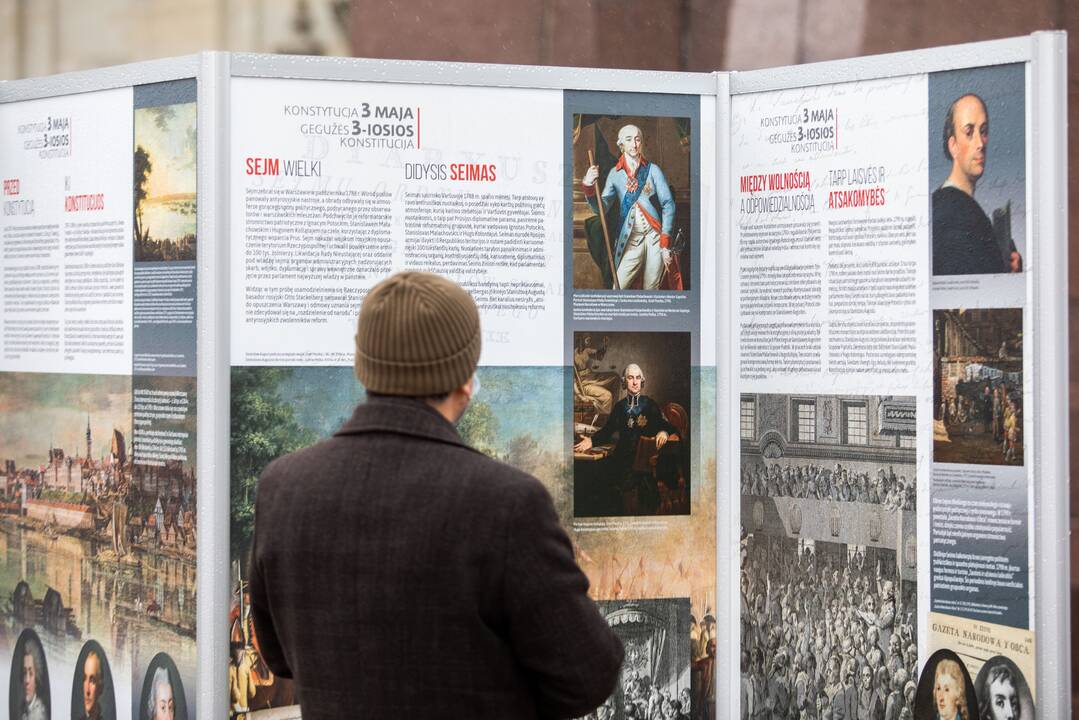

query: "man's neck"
(943, 168), (976, 197)
(427, 396), (466, 424)
(623, 153), (640, 173)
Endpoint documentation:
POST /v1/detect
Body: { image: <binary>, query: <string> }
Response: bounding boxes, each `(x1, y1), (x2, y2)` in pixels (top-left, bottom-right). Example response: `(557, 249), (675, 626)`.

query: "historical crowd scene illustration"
(933, 309), (1023, 466)
(740, 394), (918, 719)
(577, 599), (698, 720)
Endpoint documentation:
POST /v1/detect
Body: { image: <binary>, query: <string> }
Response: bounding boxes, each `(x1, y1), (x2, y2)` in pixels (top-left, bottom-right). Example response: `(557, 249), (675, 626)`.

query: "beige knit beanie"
(354, 271), (481, 396)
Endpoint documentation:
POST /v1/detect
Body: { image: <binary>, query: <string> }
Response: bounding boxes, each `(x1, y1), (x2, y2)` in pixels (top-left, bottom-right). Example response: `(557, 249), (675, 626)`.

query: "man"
(992, 386), (1004, 442)
(249, 271), (623, 719)
(19, 634), (47, 720)
(823, 656), (844, 710)
(886, 636), (904, 678)
(679, 687), (692, 719)
(582, 124), (677, 290)
(856, 664), (884, 720)
(816, 690), (834, 720)
(793, 653), (812, 715)
(80, 650), (104, 720)
(932, 93), (1021, 276)
(227, 642), (257, 715)
(146, 666), (176, 720)
(574, 363), (676, 514)
(766, 651), (792, 718)
(831, 659), (859, 720)
(695, 615), (718, 720)
(1003, 403), (1020, 462)
(977, 661), (1022, 720)
(884, 669), (908, 720)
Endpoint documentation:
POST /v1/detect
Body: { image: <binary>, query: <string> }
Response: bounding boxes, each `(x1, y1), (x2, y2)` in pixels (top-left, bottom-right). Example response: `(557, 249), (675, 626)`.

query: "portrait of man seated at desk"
(572, 332), (690, 518)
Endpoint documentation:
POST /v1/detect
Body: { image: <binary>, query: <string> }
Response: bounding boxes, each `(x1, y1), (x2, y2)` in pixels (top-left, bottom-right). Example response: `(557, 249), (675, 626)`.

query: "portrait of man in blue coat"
(581, 124), (681, 291)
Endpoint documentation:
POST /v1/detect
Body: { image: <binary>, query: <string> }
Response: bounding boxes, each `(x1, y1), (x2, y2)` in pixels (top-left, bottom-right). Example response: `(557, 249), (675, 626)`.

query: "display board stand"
(0, 31), (1068, 720)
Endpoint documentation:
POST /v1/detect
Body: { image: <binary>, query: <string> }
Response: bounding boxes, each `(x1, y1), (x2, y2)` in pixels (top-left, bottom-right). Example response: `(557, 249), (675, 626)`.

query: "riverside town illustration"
(0, 372), (196, 705)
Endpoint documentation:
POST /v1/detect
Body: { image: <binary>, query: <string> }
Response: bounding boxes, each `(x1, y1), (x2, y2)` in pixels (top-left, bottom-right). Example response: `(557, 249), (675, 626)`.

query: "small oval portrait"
(9, 628), (51, 720)
(70, 641), (116, 720)
(138, 653), (188, 720)
(915, 649), (979, 720)
(974, 656), (1034, 720)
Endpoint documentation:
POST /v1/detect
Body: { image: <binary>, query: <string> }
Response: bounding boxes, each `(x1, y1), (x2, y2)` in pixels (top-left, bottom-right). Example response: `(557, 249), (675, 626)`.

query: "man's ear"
(458, 377), (475, 402)
(947, 135), (958, 162)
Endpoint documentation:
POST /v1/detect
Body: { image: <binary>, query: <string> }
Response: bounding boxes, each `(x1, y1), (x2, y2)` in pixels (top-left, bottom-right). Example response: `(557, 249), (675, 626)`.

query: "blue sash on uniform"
(619, 160), (652, 222)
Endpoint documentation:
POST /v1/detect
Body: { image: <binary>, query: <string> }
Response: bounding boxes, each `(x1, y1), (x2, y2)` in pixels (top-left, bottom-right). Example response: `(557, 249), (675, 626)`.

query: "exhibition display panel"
(0, 32), (1067, 719)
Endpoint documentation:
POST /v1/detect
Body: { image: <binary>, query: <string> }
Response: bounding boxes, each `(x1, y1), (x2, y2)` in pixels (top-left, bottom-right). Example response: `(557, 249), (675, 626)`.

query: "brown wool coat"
(249, 396), (624, 719)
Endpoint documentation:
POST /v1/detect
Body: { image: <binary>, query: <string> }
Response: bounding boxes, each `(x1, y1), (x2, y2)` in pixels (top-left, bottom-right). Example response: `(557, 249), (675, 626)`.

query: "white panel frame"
(731, 35), (1034, 94)
(714, 69), (740, 720)
(229, 52), (717, 96)
(197, 50), (231, 720)
(0, 55), (201, 102)
(1029, 30), (1070, 712)
(1, 30), (1067, 718)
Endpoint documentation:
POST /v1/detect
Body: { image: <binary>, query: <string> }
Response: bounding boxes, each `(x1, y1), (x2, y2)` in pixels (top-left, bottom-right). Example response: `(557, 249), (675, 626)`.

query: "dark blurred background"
(3, 0), (1074, 709)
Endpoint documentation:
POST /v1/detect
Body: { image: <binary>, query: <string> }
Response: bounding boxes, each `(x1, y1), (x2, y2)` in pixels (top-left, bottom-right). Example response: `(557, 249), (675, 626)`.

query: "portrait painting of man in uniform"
(570, 113), (692, 291)
(572, 331), (691, 518)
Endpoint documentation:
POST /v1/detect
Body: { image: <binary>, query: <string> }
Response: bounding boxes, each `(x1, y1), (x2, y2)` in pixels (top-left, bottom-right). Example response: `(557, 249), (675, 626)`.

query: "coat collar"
(614, 152), (647, 174)
(334, 396), (478, 453)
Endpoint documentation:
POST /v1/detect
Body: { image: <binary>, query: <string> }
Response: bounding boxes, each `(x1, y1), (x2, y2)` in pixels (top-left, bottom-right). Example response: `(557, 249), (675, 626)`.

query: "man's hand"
(661, 248), (673, 268)
(582, 164), (600, 187)
(655, 431), (669, 449)
(575, 436), (593, 453)
(1010, 251), (1022, 273)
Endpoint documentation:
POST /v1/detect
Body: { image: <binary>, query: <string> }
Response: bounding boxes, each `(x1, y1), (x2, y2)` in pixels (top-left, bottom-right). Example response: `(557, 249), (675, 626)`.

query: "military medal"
(637, 415), (648, 428)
